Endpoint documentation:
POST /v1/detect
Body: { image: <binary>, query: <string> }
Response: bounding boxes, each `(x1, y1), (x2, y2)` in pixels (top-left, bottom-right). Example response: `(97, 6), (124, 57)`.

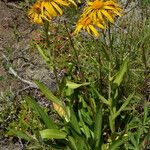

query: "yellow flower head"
(74, 0), (122, 37)
(28, 0), (52, 24)
(83, 0), (122, 23)
(74, 16), (104, 37)
(28, 1), (44, 24)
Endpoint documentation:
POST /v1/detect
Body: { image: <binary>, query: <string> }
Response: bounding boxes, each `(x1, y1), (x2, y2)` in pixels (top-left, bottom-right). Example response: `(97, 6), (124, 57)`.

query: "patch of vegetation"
(1, 0), (150, 149)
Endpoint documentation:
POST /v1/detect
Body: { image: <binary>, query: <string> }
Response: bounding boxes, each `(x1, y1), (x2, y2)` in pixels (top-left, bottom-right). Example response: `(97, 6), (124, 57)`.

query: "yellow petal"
(113, 9), (122, 16)
(73, 24), (83, 34)
(101, 9), (114, 23)
(42, 2), (57, 16)
(51, 2), (63, 15)
(105, 1), (119, 7)
(93, 11), (97, 22)
(103, 5), (117, 10)
(96, 22), (105, 29)
(86, 26), (92, 35)
(97, 11), (103, 21)
(89, 25), (99, 36)
(54, 0), (68, 6)
(68, 0), (77, 7)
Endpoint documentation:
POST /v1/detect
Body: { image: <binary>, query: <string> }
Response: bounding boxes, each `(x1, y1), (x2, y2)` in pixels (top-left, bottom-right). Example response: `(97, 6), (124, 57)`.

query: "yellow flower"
(74, 16), (104, 37)
(28, 0), (51, 24)
(41, 0), (71, 17)
(82, 0), (122, 23)
(28, 1), (43, 24)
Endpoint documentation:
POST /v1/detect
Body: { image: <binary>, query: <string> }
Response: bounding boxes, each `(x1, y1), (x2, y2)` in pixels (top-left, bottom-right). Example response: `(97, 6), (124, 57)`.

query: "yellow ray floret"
(74, 16), (105, 37)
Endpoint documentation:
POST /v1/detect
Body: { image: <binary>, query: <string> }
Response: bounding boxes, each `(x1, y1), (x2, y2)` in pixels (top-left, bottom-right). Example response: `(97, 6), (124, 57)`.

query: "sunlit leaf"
(113, 58), (128, 87)
(66, 81), (90, 89)
(40, 129), (67, 139)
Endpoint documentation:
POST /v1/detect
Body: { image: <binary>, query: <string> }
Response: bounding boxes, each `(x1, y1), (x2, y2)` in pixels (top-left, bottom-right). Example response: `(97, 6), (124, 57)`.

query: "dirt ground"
(0, 1), (55, 149)
(0, 1), (31, 92)
(0, 1), (55, 93)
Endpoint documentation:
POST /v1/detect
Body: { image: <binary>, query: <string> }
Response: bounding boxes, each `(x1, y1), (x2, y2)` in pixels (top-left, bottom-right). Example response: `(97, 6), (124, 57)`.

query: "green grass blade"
(36, 44), (50, 63)
(109, 138), (127, 150)
(143, 101), (148, 125)
(94, 103), (103, 150)
(70, 107), (81, 134)
(92, 87), (110, 106)
(68, 136), (78, 150)
(25, 96), (57, 129)
(113, 92), (134, 119)
(40, 129), (67, 139)
(9, 129), (34, 141)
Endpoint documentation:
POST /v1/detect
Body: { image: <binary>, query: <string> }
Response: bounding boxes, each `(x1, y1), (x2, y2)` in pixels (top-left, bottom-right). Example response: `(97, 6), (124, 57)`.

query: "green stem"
(44, 21), (50, 47)
(64, 20), (83, 80)
(108, 24), (115, 135)
(44, 21), (60, 95)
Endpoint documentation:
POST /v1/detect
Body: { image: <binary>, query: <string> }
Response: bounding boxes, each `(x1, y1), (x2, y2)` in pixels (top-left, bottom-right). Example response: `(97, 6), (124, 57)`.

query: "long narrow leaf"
(94, 103), (103, 150)
(35, 80), (64, 107)
(92, 87), (110, 106)
(66, 81), (89, 89)
(25, 96), (57, 129)
(109, 139), (124, 150)
(36, 44), (50, 63)
(70, 107), (81, 134)
(68, 136), (78, 150)
(40, 129), (67, 139)
(113, 92), (134, 119)
(9, 129), (34, 141)
(113, 58), (128, 87)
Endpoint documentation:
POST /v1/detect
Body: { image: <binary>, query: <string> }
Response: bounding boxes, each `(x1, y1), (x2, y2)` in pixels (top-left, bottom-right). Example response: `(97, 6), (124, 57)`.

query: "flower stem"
(64, 20), (83, 80)
(108, 24), (115, 135)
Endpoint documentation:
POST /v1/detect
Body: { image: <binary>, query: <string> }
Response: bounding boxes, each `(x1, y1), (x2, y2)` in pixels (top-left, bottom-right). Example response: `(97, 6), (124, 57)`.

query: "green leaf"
(113, 58), (128, 87)
(68, 136), (78, 150)
(66, 81), (89, 89)
(109, 137), (127, 150)
(36, 44), (50, 63)
(25, 96), (57, 129)
(78, 110), (91, 139)
(35, 80), (64, 108)
(94, 103), (102, 150)
(92, 87), (110, 106)
(113, 92), (134, 119)
(9, 129), (34, 141)
(40, 129), (67, 139)
(70, 107), (81, 134)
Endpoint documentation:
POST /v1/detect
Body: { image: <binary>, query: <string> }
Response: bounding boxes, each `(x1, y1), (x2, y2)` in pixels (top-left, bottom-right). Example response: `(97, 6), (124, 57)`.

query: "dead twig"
(2, 53), (38, 88)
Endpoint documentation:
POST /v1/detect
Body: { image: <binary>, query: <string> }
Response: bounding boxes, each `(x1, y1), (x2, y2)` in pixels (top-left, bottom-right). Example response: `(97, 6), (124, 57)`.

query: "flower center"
(92, 0), (104, 9)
